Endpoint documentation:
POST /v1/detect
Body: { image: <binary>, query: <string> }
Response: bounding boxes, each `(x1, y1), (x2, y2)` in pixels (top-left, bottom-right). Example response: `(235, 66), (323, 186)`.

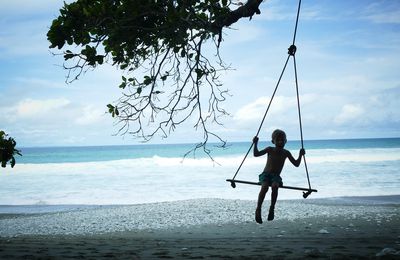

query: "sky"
(0, 0), (399, 147)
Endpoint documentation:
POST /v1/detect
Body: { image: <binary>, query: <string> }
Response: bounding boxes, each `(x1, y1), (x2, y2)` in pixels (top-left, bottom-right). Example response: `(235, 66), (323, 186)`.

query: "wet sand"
(1, 197), (399, 259)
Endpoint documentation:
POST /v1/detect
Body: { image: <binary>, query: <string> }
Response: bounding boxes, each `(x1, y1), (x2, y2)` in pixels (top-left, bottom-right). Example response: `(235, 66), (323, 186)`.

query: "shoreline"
(1, 194), (399, 212)
(0, 197), (399, 258)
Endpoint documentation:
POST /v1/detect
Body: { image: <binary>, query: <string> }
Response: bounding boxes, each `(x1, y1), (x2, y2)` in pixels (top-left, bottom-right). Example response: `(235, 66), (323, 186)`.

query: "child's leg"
(255, 183), (269, 224)
(268, 184), (279, 221)
(270, 185), (279, 208)
(257, 183), (269, 210)
(256, 182), (269, 224)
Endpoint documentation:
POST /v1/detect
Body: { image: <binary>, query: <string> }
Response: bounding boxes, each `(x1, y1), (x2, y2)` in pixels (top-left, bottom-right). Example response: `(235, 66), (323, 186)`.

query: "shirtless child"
(253, 129), (305, 223)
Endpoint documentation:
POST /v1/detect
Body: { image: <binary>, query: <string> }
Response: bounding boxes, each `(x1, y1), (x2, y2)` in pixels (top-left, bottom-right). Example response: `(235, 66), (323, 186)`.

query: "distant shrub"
(0, 131), (22, 168)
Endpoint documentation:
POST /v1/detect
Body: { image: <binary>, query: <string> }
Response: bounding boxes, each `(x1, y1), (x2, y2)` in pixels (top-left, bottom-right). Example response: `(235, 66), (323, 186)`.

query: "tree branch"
(47, 0), (266, 157)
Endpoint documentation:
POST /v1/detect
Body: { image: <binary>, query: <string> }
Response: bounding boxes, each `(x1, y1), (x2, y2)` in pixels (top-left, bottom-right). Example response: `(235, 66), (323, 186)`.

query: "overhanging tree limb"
(47, 0), (265, 156)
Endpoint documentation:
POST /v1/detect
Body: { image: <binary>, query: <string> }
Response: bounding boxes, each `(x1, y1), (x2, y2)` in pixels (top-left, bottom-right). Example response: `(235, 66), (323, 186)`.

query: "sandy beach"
(0, 197), (399, 259)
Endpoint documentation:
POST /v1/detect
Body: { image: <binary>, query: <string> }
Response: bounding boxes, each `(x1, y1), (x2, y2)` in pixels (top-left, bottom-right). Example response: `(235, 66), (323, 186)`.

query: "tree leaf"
(119, 82), (127, 89)
(143, 77), (152, 86)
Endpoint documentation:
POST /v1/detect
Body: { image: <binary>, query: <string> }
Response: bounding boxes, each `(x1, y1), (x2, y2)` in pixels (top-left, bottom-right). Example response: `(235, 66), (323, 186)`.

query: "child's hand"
(300, 148), (306, 156)
(253, 136), (259, 143)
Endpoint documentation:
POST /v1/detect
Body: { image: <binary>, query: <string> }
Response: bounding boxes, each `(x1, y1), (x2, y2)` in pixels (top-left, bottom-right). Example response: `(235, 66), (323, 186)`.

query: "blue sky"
(0, 0), (399, 147)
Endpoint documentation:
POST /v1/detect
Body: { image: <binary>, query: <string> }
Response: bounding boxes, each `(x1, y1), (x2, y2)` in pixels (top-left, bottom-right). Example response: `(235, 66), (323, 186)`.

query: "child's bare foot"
(267, 207), (274, 221)
(255, 208), (262, 224)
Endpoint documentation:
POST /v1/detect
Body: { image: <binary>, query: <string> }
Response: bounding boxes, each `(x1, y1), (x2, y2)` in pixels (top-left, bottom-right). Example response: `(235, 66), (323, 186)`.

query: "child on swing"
(253, 129), (305, 223)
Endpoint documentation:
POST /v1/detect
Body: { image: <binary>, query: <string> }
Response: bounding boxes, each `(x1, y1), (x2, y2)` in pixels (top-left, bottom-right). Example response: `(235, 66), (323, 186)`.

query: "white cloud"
(365, 11), (400, 24)
(362, 2), (400, 24)
(230, 94), (319, 141)
(235, 94), (317, 123)
(75, 105), (106, 125)
(0, 98), (118, 147)
(14, 98), (71, 119)
(234, 96), (296, 123)
(224, 23), (265, 45)
(334, 104), (365, 125)
(235, 97), (270, 122)
(3, 98), (109, 127)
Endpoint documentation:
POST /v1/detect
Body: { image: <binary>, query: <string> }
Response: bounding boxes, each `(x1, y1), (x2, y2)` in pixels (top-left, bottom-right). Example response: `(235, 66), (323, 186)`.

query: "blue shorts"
(258, 172), (283, 186)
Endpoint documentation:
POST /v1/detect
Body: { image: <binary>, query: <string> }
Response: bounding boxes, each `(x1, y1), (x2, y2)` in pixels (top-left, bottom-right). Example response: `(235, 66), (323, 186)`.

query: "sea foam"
(0, 148), (399, 205)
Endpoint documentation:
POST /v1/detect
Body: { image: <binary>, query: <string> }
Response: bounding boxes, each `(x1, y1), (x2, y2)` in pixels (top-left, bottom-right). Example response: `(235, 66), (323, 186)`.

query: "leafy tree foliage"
(0, 131), (22, 168)
(47, 0), (263, 155)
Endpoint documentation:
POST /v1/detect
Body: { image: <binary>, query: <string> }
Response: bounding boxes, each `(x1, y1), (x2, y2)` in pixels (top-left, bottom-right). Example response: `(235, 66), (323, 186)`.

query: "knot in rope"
(288, 44), (297, 56)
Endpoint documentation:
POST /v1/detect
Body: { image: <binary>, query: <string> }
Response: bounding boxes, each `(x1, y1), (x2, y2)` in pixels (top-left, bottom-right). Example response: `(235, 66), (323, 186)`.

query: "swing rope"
(228, 0), (315, 197)
(230, 53), (291, 182)
(293, 54), (311, 191)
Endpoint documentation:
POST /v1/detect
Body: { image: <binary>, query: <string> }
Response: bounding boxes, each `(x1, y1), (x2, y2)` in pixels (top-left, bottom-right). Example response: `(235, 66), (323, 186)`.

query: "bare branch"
(48, 0), (266, 157)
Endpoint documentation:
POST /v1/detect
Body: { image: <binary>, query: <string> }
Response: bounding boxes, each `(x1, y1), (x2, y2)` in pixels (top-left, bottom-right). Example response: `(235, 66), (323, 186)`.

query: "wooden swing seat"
(226, 179), (318, 192)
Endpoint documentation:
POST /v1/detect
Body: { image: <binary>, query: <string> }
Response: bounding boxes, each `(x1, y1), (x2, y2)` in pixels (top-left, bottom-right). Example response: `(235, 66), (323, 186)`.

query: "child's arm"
(253, 136), (268, 157)
(286, 148), (305, 167)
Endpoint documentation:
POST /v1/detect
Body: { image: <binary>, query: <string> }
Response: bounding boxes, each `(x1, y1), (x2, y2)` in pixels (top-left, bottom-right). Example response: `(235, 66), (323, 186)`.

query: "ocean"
(0, 138), (399, 206)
